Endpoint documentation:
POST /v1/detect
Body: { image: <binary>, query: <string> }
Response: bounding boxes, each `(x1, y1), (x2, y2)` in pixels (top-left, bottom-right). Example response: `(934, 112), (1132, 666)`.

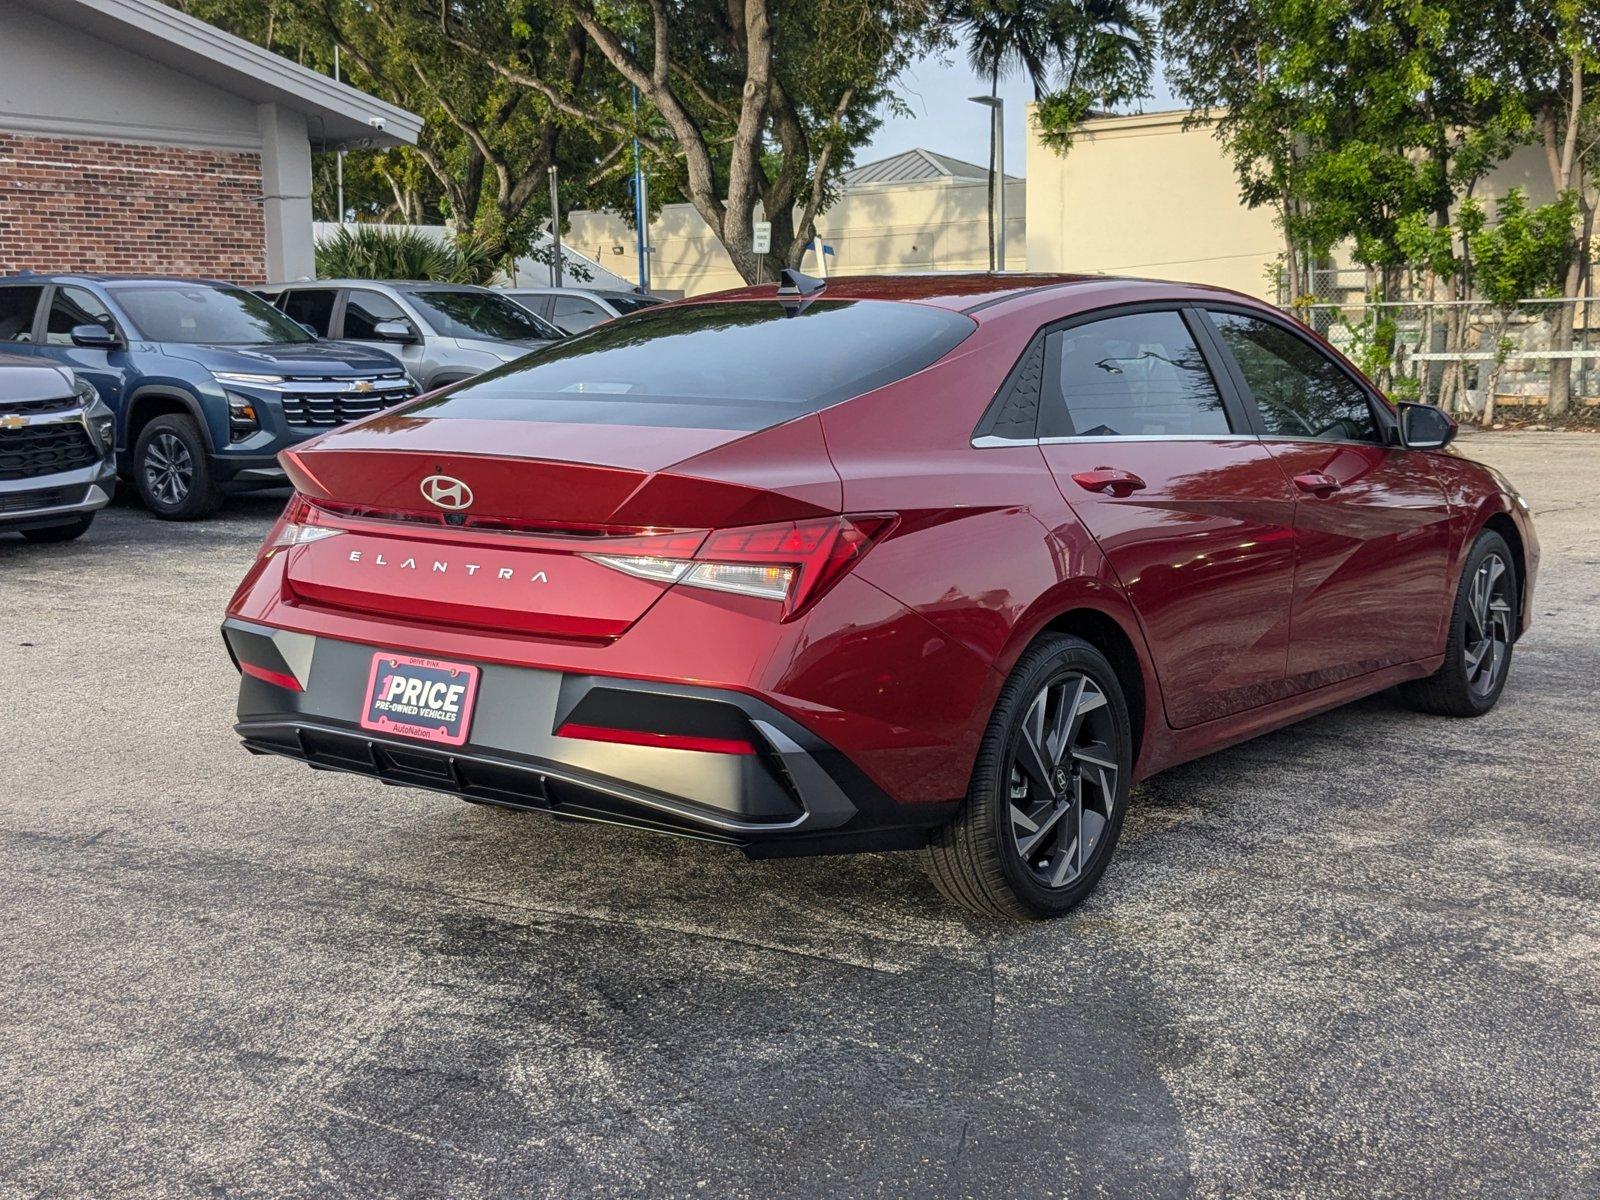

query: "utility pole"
(548, 164), (563, 288)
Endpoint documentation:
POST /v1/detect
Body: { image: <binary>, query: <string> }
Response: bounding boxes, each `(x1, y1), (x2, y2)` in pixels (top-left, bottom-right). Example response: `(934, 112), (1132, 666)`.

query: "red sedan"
(223, 272), (1537, 918)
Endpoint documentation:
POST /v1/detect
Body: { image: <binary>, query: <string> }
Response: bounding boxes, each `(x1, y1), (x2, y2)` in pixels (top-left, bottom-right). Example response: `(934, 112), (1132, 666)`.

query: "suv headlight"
(214, 372), (287, 386)
(226, 392), (261, 442)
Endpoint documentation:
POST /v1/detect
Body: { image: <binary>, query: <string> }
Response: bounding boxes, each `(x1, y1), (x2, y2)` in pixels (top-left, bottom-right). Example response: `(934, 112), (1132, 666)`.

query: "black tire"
(133, 414), (222, 520)
(925, 634), (1134, 919)
(1397, 529), (1518, 717)
(20, 514), (94, 543)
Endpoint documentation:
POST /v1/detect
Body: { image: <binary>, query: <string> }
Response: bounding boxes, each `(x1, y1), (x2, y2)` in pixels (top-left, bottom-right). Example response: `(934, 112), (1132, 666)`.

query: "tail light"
(585, 515), (896, 619)
(258, 492), (344, 556)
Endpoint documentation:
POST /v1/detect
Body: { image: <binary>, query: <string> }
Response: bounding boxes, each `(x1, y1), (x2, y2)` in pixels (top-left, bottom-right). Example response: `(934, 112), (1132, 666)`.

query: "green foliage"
(1462, 189), (1579, 310)
(314, 225), (501, 285)
(954, 0), (1153, 155)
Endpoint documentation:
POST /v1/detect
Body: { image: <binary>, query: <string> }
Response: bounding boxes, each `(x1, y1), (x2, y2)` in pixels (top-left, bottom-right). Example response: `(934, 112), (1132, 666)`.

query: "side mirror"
(372, 319), (418, 344)
(1397, 401), (1456, 450)
(297, 321), (320, 338)
(70, 323), (120, 349)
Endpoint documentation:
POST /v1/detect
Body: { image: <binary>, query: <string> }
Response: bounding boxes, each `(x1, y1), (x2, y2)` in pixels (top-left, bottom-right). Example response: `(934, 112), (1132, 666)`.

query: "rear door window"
(1040, 310), (1232, 438)
(413, 299), (975, 430)
(0, 285), (44, 342)
(1208, 312), (1381, 443)
(279, 288), (337, 337)
(45, 287), (116, 345)
(551, 295), (607, 332)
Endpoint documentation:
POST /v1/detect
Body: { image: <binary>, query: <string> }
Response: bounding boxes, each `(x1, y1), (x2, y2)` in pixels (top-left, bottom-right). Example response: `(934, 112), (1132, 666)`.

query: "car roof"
(271, 279), (493, 291)
(0, 273), (232, 288)
(692, 272), (1273, 318)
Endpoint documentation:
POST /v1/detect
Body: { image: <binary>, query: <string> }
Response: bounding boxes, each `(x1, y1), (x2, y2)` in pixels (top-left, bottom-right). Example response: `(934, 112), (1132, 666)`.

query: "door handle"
(1072, 468), (1147, 497)
(1293, 471), (1341, 496)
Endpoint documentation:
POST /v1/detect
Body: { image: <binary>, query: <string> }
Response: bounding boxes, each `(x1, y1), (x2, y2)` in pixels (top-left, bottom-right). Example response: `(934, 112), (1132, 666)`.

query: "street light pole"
(968, 95), (1005, 271)
(548, 164), (563, 288)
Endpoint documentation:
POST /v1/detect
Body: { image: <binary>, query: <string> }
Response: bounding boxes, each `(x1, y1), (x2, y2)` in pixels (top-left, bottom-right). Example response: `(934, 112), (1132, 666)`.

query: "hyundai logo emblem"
(421, 474), (473, 511)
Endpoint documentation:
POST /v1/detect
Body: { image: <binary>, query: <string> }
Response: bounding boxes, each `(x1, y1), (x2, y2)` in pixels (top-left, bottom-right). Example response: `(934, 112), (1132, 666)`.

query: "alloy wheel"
(144, 432), (194, 508)
(1465, 551), (1513, 699)
(1007, 672), (1120, 889)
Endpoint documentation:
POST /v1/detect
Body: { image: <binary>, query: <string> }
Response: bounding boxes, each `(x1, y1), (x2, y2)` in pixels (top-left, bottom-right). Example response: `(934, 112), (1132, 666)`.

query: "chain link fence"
(1280, 269), (1599, 419)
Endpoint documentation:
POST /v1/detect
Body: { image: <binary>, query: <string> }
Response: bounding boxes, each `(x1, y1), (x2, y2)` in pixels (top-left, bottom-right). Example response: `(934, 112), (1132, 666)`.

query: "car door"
(1202, 308), (1454, 687)
(1028, 306), (1301, 728)
(38, 285), (131, 433)
(336, 288), (427, 384)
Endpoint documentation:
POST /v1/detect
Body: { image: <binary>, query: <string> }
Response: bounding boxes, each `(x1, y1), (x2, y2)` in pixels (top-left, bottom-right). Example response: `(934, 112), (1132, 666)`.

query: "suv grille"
(0, 423), (98, 481)
(0, 393), (79, 417)
(279, 377), (417, 428)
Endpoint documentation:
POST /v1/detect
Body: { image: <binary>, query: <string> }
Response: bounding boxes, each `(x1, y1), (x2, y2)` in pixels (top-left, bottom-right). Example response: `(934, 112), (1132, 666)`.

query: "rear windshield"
(601, 293), (663, 314)
(409, 299), (974, 430)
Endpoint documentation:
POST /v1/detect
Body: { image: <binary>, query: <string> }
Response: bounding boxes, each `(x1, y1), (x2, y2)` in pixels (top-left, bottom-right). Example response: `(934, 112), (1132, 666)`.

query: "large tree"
(167, 0), (630, 262)
(447, 0), (945, 283)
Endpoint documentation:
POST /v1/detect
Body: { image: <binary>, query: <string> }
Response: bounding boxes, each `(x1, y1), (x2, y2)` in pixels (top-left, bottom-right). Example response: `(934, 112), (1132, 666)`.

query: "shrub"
(314, 225), (500, 285)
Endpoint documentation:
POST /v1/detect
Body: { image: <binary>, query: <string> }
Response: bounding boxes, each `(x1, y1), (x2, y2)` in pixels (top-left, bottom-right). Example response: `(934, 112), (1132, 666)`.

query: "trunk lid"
(276, 411), (841, 640)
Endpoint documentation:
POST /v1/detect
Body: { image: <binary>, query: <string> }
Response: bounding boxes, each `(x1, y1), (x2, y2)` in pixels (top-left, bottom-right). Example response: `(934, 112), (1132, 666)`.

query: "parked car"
(222, 272), (1537, 918)
(262, 280), (566, 391)
(0, 353), (116, 542)
(503, 286), (666, 334)
(0, 274), (417, 520)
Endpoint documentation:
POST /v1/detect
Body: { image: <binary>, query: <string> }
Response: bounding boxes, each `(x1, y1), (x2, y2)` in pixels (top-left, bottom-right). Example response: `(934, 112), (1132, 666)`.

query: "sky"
(860, 50), (1181, 176)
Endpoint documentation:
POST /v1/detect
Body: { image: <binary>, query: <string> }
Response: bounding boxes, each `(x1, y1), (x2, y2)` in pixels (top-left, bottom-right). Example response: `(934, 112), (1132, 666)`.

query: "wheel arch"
(1480, 509), (1528, 635)
(1034, 606), (1152, 769)
(126, 387), (213, 455)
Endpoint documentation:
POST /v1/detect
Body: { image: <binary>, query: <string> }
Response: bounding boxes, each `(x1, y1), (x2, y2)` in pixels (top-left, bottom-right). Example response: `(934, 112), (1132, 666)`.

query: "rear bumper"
(223, 618), (955, 856)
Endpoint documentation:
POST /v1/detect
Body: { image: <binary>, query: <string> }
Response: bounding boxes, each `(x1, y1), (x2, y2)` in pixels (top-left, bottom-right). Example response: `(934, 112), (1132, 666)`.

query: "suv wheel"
(134, 415), (221, 520)
(20, 514), (94, 543)
(1397, 529), (1518, 716)
(925, 634), (1133, 919)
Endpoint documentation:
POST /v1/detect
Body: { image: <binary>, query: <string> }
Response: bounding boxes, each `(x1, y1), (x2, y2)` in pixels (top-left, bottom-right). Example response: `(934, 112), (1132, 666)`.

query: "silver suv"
(262, 281), (566, 392)
(0, 353), (115, 542)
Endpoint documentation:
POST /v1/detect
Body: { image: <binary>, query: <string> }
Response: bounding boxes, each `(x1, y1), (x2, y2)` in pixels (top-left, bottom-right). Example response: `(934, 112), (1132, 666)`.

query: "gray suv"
(504, 286), (665, 334)
(0, 352), (115, 542)
(263, 281), (565, 391)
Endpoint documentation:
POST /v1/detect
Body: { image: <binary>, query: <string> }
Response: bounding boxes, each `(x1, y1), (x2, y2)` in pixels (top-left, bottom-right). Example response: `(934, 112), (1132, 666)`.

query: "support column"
(256, 102), (314, 282)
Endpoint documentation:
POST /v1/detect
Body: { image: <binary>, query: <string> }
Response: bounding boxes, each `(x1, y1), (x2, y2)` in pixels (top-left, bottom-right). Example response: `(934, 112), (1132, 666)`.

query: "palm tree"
(952, 0), (1155, 268)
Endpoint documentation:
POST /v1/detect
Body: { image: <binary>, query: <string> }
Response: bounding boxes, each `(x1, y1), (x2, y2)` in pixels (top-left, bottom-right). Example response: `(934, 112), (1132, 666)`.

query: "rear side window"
(0, 286), (44, 342)
(1041, 310), (1231, 438)
(551, 295), (607, 332)
(280, 289), (337, 337)
(1209, 312), (1381, 443)
(413, 300), (975, 430)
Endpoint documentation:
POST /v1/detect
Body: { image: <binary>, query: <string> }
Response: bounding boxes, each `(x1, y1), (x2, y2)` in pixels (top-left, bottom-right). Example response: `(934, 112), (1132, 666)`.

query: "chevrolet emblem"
(352, 380), (375, 394)
(0, 414), (24, 431)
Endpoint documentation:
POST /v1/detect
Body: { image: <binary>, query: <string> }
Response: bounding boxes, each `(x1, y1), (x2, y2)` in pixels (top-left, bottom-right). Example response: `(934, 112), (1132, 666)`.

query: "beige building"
(566, 148), (1024, 297)
(1024, 106), (1562, 301)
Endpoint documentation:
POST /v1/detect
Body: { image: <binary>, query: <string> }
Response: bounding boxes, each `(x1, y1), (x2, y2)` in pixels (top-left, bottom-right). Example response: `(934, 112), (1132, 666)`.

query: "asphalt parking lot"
(1, 431), (1597, 1199)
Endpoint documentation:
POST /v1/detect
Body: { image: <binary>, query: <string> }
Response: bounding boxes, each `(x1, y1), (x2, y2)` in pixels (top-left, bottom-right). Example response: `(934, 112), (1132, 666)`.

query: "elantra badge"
(421, 474), (473, 511)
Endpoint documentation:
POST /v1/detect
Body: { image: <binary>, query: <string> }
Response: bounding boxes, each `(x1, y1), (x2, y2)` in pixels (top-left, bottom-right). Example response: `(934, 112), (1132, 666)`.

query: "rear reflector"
(239, 660), (303, 692)
(555, 721), (755, 755)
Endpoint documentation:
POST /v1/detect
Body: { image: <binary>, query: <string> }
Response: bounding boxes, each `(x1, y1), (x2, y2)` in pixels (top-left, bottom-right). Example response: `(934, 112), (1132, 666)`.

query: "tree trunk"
(1481, 315), (1512, 427)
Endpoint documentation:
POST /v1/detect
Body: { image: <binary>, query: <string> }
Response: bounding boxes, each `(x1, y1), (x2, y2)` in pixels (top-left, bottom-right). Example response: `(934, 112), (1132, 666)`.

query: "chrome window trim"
(971, 432), (1263, 448)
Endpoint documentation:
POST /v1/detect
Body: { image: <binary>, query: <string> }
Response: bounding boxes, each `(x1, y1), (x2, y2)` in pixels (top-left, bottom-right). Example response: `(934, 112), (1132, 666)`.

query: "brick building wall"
(0, 133), (267, 284)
